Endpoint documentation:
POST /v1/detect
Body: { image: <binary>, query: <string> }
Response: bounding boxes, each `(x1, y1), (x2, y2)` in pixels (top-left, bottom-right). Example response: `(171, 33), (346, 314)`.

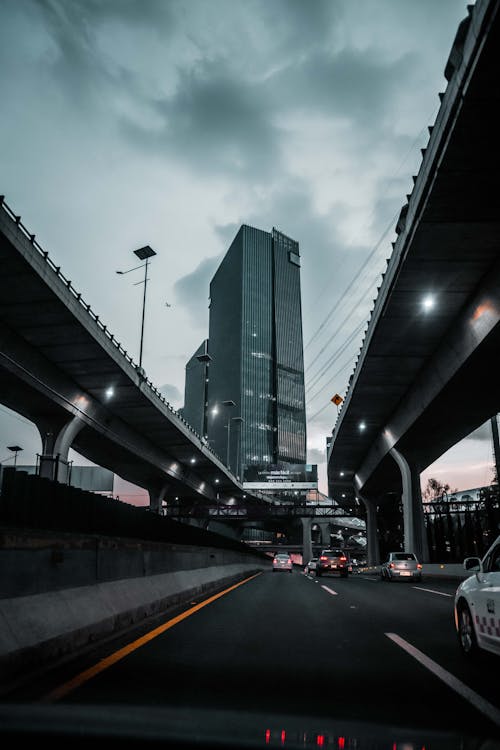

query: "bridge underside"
(328, 0), (500, 507)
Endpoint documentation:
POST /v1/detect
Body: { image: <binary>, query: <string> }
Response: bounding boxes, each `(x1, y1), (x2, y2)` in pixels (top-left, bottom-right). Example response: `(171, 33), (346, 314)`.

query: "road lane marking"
(385, 632), (500, 727)
(321, 585), (338, 596)
(413, 586), (453, 597)
(39, 571), (263, 704)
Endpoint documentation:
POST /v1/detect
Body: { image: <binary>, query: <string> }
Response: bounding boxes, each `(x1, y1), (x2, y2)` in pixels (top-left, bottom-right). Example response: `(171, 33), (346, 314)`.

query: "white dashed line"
(385, 632), (500, 727)
(321, 585), (338, 596)
(413, 586), (453, 597)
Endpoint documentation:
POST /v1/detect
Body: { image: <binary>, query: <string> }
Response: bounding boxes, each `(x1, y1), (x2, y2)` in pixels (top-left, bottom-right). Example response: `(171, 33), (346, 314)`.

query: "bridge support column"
(36, 416), (85, 484)
(148, 485), (169, 515)
(390, 447), (429, 562)
(356, 494), (380, 566)
(301, 517), (312, 565)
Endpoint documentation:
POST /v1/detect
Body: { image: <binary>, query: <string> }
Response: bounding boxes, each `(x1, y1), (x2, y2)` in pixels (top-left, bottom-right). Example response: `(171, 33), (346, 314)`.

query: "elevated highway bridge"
(0, 197), (271, 515)
(327, 0), (500, 565)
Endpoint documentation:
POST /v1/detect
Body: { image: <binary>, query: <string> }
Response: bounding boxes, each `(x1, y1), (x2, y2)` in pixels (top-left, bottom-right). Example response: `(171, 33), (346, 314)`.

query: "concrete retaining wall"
(0, 527), (270, 694)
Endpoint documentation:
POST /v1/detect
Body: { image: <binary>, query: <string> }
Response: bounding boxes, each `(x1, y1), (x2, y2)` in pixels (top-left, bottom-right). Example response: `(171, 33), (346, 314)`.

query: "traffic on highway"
(2, 549), (499, 749)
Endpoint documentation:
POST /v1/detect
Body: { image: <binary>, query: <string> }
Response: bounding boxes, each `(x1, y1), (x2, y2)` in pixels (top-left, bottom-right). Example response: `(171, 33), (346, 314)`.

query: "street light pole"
(222, 400), (236, 469)
(231, 416), (244, 479)
(116, 245), (157, 371)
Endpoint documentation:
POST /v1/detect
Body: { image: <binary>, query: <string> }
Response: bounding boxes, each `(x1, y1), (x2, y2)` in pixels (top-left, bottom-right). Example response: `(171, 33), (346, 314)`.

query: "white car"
(380, 551), (422, 582)
(454, 534), (500, 657)
(272, 552), (293, 573)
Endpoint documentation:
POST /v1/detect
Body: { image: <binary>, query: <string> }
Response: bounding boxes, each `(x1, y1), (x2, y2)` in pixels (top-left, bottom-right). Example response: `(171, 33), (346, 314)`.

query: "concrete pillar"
(315, 519), (331, 547)
(390, 447), (429, 562)
(148, 484), (169, 514)
(36, 416), (85, 483)
(356, 494), (380, 566)
(301, 517), (312, 565)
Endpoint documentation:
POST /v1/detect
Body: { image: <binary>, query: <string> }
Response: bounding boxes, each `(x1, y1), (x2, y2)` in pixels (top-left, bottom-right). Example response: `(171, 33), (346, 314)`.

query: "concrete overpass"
(0, 197), (271, 514)
(327, 0), (500, 563)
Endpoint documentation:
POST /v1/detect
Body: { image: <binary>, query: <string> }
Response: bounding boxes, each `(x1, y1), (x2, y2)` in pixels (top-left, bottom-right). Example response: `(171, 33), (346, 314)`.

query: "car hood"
(0, 703), (498, 750)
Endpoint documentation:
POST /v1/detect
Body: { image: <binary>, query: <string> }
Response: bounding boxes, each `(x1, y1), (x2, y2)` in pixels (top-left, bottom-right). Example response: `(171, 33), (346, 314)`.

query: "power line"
(305, 209), (397, 356)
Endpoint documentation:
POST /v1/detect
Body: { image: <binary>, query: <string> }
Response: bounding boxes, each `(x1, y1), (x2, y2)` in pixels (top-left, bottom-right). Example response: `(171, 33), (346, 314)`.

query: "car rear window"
(393, 553), (416, 561)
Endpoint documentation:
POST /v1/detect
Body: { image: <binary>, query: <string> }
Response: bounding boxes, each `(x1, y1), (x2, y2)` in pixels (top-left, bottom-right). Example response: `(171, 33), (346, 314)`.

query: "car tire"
(341, 572), (348, 578)
(316, 570), (321, 577)
(457, 601), (479, 657)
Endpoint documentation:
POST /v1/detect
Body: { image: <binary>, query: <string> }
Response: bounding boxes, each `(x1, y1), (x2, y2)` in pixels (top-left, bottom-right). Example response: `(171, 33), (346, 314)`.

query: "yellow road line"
(40, 571), (262, 704)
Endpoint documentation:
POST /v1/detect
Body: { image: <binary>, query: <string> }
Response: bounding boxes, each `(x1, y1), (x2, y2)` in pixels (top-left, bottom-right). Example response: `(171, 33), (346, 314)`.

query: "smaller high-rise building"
(181, 339), (211, 438)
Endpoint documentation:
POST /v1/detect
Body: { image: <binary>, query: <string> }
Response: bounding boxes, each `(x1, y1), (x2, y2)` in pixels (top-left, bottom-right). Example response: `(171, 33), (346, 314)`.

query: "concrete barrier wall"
(0, 527), (270, 695)
(0, 527), (267, 598)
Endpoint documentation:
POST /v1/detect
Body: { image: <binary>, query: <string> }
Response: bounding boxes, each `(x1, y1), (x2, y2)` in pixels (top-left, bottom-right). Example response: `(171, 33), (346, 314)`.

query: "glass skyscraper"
(204, 224), (307, 480)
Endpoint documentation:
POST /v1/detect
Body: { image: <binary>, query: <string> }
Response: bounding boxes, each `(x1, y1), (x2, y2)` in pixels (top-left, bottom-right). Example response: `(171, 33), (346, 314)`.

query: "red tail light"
(389, 562), (395, 568)
(417, 563), (422, 569)
(320, 556), (328, 561)
(340, 556), (347, 562)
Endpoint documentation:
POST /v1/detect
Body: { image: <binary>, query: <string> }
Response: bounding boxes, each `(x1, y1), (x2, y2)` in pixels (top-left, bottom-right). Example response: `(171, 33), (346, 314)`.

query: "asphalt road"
(4, 568), (500, 746)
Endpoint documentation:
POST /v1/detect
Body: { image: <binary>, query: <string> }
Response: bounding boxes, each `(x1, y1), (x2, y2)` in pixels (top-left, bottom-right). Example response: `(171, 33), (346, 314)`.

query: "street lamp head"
(7, 445), (23, 453)
(222, 400), (236, 407)
(134, 245), (156, 261)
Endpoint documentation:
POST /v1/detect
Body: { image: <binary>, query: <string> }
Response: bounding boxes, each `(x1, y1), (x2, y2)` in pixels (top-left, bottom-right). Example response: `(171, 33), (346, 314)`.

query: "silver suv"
(381, 552), (422, 582)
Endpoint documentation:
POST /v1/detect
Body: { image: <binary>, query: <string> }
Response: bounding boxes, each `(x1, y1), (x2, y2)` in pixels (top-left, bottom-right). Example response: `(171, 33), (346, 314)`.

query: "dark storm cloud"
(20, 0), (433, 190)
(123, 58), (282, 179)
(256, 0), (337, 48)
(174, 254), (223, 326)
(266, 47), (417, 126)
(27, 0), (175, 106)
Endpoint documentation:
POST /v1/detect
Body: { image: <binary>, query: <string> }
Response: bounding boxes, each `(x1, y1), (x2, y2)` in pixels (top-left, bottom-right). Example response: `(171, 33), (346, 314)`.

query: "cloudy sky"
(0, 0), (496, 501)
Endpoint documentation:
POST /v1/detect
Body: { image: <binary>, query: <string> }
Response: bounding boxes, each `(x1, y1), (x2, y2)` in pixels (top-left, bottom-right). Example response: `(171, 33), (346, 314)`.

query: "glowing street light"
(421, 294), (435, 312)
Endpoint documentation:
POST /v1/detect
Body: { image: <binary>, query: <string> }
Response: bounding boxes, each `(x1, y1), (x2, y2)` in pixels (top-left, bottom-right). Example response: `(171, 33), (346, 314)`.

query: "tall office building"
(205, 224), (307, 482)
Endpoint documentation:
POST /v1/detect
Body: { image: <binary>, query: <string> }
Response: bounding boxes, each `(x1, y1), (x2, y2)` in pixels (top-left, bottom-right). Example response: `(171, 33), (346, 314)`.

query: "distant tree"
(422, 477), (457, 501)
